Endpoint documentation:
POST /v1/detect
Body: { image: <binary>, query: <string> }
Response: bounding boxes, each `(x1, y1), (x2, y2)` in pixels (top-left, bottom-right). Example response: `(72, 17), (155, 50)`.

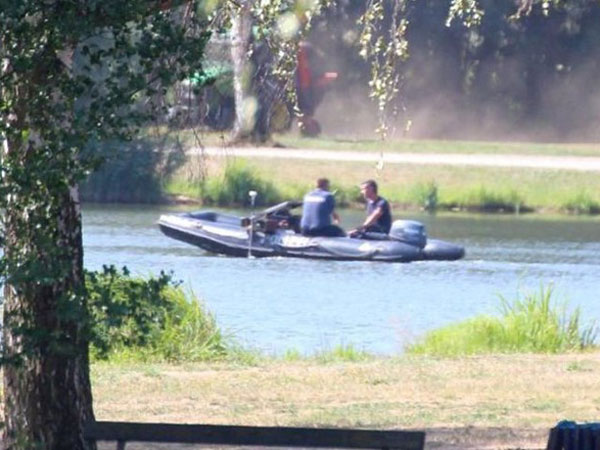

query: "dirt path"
(197, 146), (600, 172)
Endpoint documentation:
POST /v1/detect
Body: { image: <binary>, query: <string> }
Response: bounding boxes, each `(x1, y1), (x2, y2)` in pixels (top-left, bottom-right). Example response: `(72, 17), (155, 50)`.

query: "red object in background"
(296, 41), (337, 136)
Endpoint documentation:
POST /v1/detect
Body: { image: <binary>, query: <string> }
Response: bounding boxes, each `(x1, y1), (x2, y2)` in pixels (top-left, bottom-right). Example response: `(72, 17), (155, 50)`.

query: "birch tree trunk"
(230, 1), (255, 141)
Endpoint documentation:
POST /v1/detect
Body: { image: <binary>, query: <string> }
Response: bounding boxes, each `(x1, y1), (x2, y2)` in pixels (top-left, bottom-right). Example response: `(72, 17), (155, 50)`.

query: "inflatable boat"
(158, 201), (465, 262)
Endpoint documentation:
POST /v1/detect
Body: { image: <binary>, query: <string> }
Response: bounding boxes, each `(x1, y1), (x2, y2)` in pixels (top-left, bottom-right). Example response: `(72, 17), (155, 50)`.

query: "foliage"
(314, 344), (373, 363)
(407, 285), (598, 356)
(409, 181), (439, 212)
(202, 161), (282, 206)
(148, 286), (229, 362)
(458, 186), (524, 212)
(87, 266), (230, 362)
(81, 137), (186, 203)
(561, 190), (600, 215)
(0, 1), (212, 444)
(86, 266), (175, 358)
(0, 0), (211, 362)
(357, 0), (411, 138)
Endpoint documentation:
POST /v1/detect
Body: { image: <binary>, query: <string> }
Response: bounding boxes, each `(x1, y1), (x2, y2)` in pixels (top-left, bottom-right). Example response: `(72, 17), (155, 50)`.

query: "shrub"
(407, 285), (598, 356)
(202, 161), (282, 207)
(86, 266), (229, 362)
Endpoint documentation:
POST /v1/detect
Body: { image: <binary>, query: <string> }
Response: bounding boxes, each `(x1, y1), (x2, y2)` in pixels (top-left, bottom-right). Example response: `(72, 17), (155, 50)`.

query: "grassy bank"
(407, 286), (598, 356)
(166, 156), (600, 214)
(91, 353), (600, 428)
(88, 279), (599, 430)
(80, 131), (600, 213)
(173, 129), (600, 157)
(274, 134), (600, 157)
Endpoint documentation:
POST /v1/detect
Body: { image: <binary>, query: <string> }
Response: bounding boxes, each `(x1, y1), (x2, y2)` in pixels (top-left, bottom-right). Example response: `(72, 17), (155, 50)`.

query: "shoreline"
(157, 194), (595, 217)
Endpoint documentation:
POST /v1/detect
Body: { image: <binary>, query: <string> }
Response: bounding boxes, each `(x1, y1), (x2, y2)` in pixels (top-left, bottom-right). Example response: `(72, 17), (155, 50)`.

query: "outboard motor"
(389, 220), (427, 248)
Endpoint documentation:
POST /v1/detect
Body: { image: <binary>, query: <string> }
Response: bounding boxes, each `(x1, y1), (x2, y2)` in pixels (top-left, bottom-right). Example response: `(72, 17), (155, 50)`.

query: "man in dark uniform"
(350, 179), (392, 237)
(300, 178), (345, 237)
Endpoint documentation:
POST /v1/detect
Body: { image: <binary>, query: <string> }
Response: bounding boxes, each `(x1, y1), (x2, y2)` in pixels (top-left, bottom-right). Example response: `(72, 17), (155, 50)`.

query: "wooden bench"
(84, 421), (426, 450)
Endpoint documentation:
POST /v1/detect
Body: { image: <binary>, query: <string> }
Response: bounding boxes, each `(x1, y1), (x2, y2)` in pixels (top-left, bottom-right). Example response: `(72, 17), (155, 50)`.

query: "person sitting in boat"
(349, 179), (392, 238)
(300, 178), (345, 237)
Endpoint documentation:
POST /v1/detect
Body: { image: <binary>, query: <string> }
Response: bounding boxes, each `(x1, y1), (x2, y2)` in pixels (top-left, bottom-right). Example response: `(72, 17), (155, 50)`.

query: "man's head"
(360, 179), (378, 200)
(317, 178), (330, 190)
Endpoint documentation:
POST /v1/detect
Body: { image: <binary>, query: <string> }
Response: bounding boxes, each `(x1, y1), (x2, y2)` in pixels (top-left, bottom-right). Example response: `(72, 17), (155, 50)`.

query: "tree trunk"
(230, 1), (255, 141)
(2, 133), (96, 448)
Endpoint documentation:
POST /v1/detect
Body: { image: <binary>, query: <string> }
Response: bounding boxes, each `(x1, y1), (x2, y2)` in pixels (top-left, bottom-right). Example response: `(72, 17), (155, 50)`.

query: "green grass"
(95, 285), (236, 364)
(194, 158), (600, 214)
(274, 133), (600, 156)
(280, 344), (375, 363)
(166, 160), (285, 207)
(561, 190), (600, 214)
(407, 285), (598, 357)
(313, 344), (373, 363)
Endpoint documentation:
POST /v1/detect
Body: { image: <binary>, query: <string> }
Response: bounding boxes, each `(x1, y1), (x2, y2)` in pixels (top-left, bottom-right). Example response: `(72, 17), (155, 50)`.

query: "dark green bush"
(86, 266), (228, 362)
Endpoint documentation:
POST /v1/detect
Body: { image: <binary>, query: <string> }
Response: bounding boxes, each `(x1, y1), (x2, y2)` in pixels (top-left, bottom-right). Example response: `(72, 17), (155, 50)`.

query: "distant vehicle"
(158, 201), (465, 262)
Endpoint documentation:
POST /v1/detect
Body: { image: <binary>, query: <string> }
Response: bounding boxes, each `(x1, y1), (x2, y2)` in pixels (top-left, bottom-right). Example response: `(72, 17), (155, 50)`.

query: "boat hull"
(158, 211), (465, 262)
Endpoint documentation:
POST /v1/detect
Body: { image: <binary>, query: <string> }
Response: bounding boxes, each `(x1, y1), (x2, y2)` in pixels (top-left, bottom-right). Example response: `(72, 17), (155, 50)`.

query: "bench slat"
(85, 422), (425, 450)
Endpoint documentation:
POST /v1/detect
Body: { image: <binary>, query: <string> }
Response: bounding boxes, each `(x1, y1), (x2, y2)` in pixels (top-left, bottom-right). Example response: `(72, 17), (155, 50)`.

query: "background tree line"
(188, 0), (600, 141)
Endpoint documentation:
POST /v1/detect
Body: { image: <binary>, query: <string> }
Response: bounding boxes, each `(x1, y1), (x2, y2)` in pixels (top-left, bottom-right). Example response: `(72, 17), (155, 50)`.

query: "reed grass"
(103, 286), (256, 364)
(561, 190), (600, 214)
(163, 153), (600, 214)
(407, 285), (598, 356)
(200, 160), (283, 207)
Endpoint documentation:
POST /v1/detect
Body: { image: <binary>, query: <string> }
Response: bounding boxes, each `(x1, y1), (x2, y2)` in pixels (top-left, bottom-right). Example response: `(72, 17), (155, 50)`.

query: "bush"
(407, 285), (598, 356)
(202, 161), (282, 206)
(86, 266), (229, 362)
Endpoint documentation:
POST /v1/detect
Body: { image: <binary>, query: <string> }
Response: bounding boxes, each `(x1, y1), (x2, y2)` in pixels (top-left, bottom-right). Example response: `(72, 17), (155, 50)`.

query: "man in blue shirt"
(349, 179), (392, 237)
(300, 178), (345, 237)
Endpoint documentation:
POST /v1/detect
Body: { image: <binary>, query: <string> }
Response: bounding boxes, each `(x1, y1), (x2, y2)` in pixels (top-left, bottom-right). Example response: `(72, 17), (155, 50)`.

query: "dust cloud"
(306, 24), (600, 143)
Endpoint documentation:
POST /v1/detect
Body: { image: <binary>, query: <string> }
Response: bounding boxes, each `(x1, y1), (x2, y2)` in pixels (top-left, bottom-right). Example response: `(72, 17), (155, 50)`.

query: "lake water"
(83, 204), (600, 355)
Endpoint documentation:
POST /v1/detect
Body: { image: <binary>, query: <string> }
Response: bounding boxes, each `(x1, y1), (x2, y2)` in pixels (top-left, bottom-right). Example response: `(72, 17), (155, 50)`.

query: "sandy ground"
(196, 146), (600, 172)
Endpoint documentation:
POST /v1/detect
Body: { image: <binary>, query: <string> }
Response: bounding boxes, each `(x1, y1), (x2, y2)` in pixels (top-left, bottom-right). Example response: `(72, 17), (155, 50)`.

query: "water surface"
(83, 205), (600, 355)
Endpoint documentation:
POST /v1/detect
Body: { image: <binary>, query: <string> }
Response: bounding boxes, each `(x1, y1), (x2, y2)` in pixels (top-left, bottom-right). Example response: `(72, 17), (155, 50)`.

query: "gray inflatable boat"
(158, 201), (465, 262)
